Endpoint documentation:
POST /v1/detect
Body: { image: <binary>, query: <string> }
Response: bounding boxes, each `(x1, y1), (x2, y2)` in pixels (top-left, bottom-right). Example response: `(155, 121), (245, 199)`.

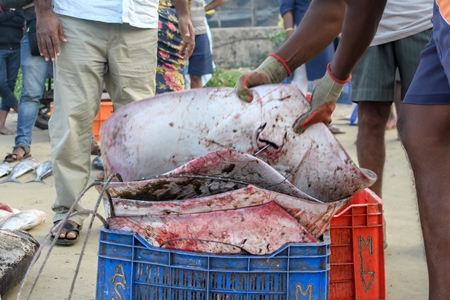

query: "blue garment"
(188, 34), (214, 76)
(404, 1), (450, 105)
(0, 48), (20, 111)
(279, 0), (334, 81)
(15, 35), (52, 147)
(280, 0), (309, 26)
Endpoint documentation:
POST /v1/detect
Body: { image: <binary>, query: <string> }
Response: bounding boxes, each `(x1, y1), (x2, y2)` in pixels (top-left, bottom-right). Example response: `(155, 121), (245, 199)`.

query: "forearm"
(205, 0), (225, 12)
(282, 11), (294, 31)
(172, 0), (191, 18)
(330, 0), (386, 79)
(276, 0), (346, 74)
(0, 11), (15, 23)
(275, 0), (385, 81)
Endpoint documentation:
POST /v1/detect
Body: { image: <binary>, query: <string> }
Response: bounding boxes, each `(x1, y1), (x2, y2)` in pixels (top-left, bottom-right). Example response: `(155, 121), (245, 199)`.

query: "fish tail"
(0, 177), (14, 184)
(0, 178), (21, 184)
(25, 179), (45, 184)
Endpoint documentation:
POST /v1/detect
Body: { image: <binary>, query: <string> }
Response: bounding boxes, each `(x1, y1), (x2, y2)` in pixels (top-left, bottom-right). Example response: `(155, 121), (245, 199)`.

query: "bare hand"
(177, 15), (195, 60)
(36, 11), (66, 61)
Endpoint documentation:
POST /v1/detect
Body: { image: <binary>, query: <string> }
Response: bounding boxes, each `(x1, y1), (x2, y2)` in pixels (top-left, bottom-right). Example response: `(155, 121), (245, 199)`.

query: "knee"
(358, 106), (390, 131)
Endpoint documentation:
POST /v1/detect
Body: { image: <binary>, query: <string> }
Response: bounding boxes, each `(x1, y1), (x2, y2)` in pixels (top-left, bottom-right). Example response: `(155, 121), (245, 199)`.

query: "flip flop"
(50, 220), (82, 246)
(4, 145), (31, 163)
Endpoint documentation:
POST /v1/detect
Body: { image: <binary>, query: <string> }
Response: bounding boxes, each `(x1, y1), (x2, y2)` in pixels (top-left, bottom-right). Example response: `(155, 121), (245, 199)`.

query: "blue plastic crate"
(96, 226), (330, 300)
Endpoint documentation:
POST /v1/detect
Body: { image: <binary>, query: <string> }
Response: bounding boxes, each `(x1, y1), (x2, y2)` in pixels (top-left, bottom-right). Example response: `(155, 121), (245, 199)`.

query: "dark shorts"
(351, 29), (431, 102)
(404, 3), (450, 105)
(188, 33), (214, 76)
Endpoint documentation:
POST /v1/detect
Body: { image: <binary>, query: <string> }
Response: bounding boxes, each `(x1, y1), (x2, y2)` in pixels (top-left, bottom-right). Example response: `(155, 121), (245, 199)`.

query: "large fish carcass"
(98, 84), (376, 253)
(0, 230), (40, 298)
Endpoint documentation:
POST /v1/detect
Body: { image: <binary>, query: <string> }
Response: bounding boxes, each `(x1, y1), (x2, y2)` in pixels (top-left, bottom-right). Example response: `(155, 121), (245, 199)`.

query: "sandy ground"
(0, 103), (427, 300)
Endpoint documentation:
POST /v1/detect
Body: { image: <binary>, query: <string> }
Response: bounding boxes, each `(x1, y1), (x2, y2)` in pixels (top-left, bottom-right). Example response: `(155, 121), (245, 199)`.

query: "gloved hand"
(292, 63), (351, 134)
(235, 53), (291, 102)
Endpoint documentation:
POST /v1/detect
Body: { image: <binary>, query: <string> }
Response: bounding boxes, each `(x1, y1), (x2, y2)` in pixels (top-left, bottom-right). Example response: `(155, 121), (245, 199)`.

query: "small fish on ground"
(0, 162), (12, 178)
(0, 210), (13, 224)
(26, 160), (52, 184)
(0, 209), (47, 231)
(0, 158), (40, 184)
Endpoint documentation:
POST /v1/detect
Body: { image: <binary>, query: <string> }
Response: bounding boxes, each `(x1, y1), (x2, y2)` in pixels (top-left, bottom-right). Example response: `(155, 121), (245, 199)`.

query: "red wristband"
(327, 63), (352, 84)
(268, 53), (292, 76)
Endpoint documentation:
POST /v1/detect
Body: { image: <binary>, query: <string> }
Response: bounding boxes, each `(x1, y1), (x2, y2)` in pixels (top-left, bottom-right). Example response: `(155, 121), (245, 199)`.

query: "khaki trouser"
(50, 15), (157, 224)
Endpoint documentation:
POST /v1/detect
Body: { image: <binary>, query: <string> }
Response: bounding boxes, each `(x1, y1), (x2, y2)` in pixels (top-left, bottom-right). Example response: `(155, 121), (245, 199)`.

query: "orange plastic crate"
(329, 188), (386, 300)
(92, 98), (114, 141)
(49, 94), (113, 141)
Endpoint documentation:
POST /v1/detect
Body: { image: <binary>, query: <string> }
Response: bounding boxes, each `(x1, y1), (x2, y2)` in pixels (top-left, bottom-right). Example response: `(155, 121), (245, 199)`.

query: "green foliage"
(205, 68), (245, 88)
(267, 30), (287, 49)
(14, 68), (22, 100)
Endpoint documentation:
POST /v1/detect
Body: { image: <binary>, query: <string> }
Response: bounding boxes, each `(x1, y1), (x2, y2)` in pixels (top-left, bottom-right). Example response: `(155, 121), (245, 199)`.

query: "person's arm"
(279, 0), (385, 80)
(280, 0), (295, 39)
(34, 0), (66, 61)
(235, 0), (386, 132)
(0, 9), (16, 23)
(172, 0), (195, 60)
(282, 11), (294, 39)
(0, 0), (33, 9)
(204, 0), (225, 12)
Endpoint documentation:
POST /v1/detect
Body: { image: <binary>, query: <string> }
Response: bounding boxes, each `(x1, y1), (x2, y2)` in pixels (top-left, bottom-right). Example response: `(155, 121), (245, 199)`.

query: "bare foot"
(386, 115), (397, 130)
(0, 127), (14, 135)
(52, 220), (81, 240)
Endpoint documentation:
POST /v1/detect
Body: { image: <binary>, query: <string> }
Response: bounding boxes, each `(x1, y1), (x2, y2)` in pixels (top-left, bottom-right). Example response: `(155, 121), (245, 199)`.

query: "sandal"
(50, 220), (82, 246)
(4, 145), (31, 163)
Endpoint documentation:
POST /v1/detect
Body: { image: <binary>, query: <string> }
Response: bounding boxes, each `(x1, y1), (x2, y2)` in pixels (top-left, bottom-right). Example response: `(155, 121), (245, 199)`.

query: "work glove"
(235, 53), (291, 102)
(292, 63), (351, 134)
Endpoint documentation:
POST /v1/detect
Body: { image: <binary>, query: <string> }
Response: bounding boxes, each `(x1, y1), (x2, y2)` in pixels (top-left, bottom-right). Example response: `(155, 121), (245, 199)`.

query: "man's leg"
(356, 101), (391, 197)
(399, 104), (450, 299)
(351, 42), (397, 197)
(105, 24), (157, 108)
(186, 34), (214, 91)
(14, 35), (51, 158)
(0, 49), (20, 134)
(50, 16), (107, 241)
(190, 74), (202, 88)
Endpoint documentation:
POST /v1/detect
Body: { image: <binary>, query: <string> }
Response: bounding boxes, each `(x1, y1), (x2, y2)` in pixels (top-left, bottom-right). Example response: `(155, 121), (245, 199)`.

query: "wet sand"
(0, 103), (427, 300)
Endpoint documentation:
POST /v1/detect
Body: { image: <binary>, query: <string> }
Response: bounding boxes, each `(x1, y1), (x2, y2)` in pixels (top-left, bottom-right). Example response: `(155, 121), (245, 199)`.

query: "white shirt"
(53, 0), (159, 28)
(371, 0), (433, 46)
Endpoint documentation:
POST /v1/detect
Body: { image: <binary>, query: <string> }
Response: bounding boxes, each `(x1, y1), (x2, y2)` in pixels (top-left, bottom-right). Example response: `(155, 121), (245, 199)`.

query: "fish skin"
(0, 209), (47, 231)
(0, 158), (40, 184)
(0, 229), (40, 297)
(100, 84), (376, 201)
(108, 202), (318, 255)
(0, 210), (13, 224)
(26, 160), (52, 184)
(0, 162), (12, 178)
